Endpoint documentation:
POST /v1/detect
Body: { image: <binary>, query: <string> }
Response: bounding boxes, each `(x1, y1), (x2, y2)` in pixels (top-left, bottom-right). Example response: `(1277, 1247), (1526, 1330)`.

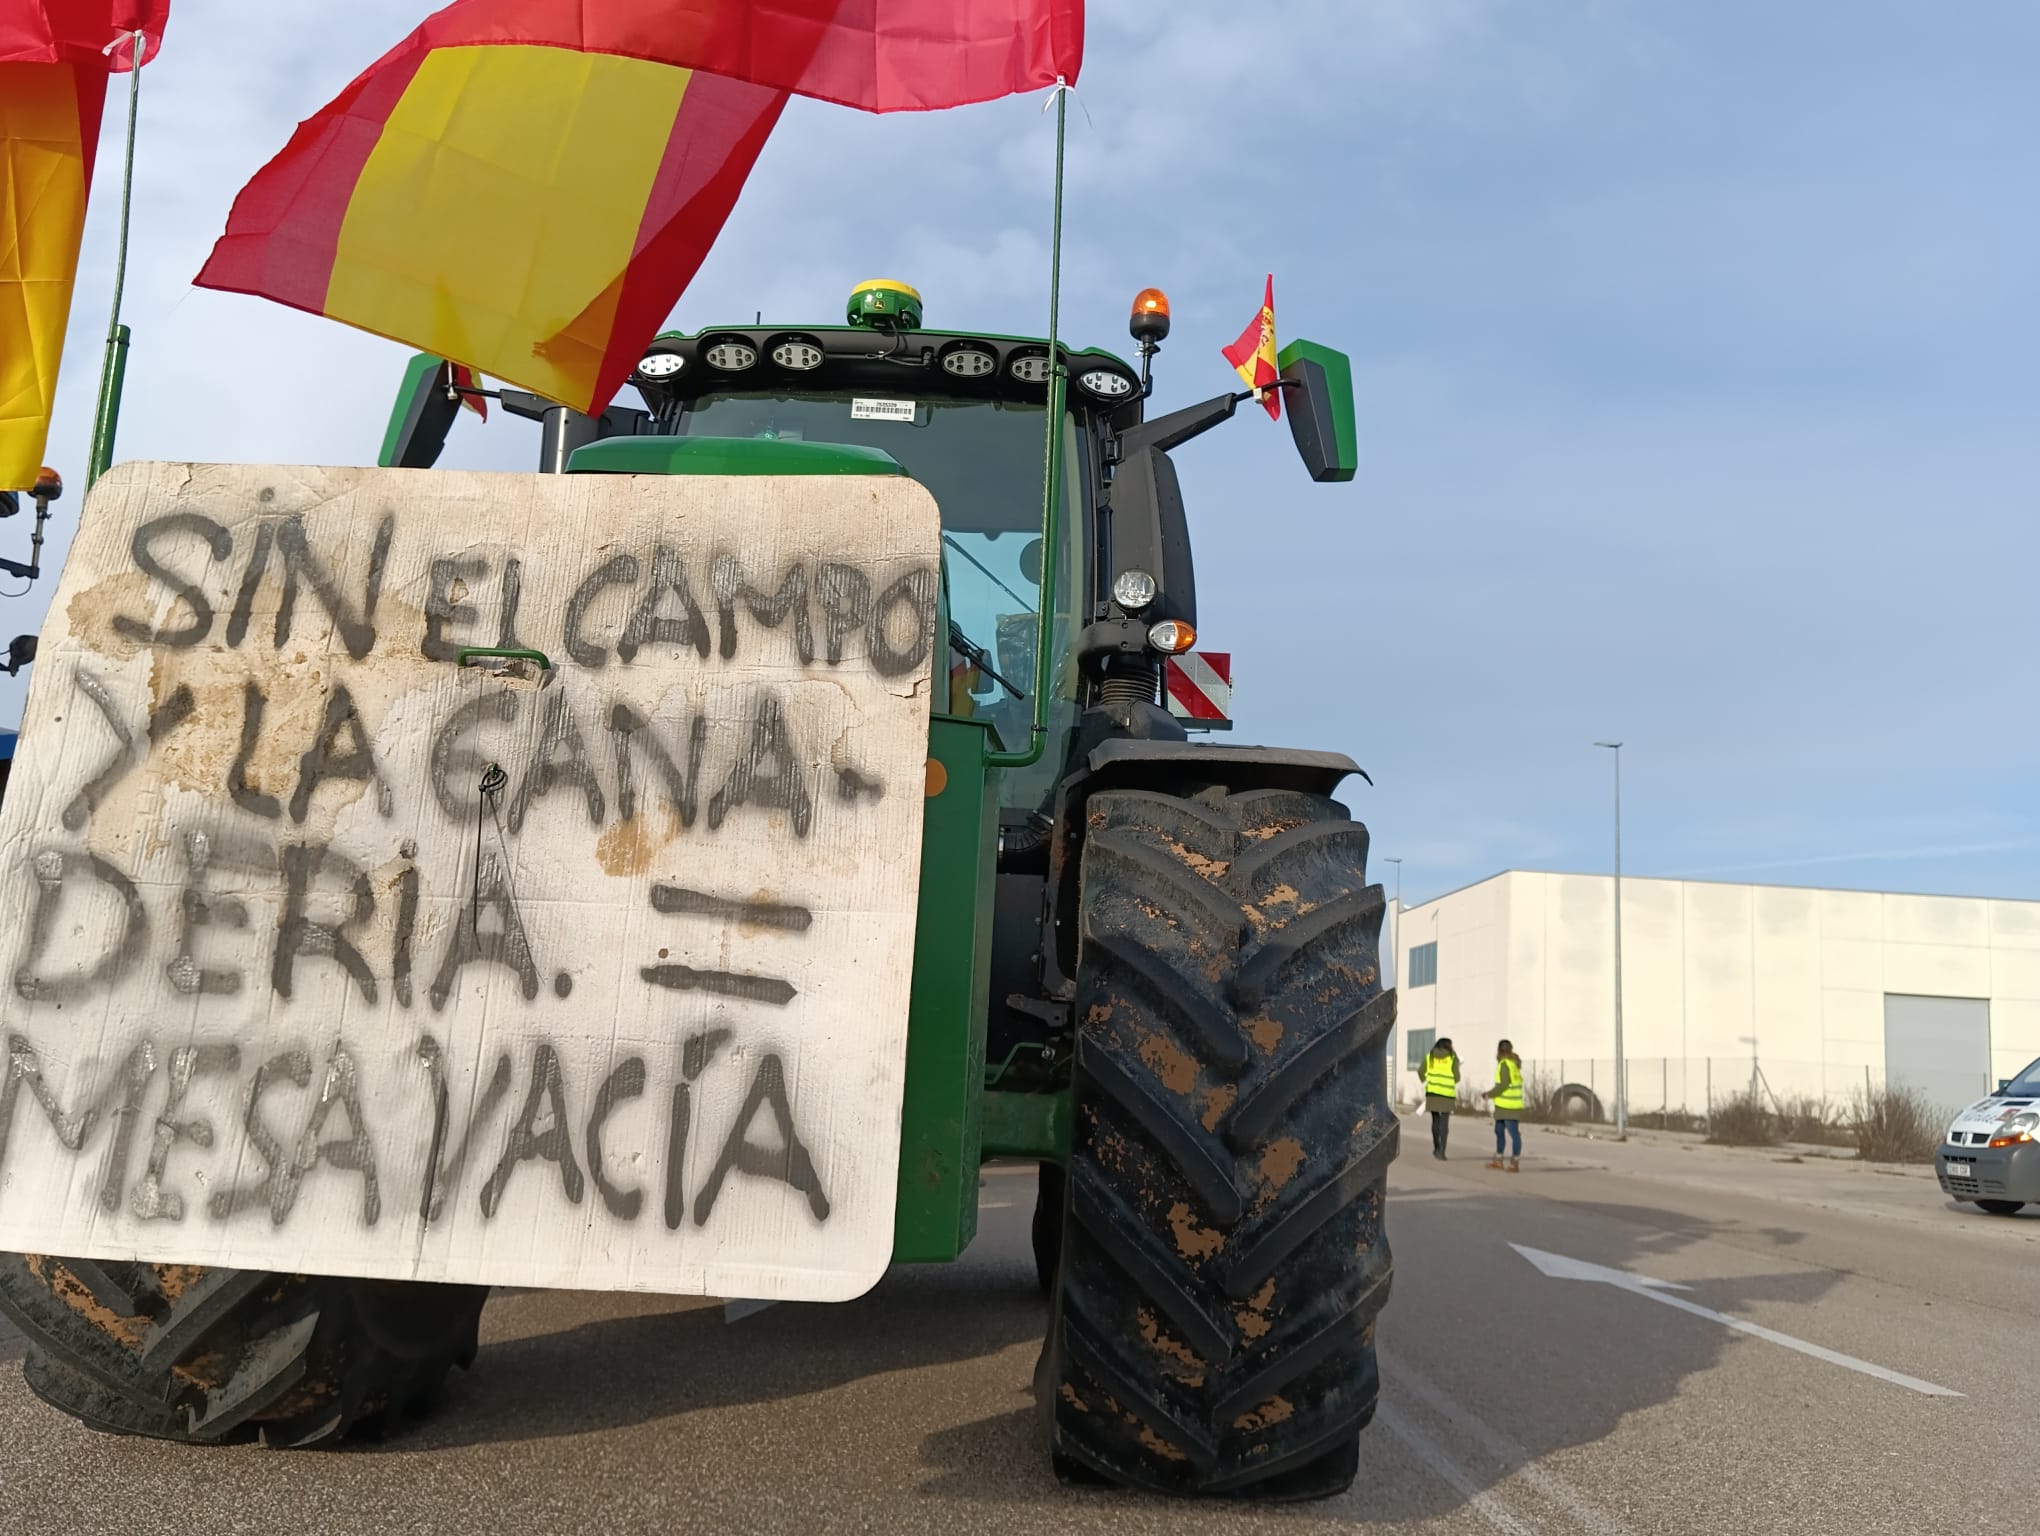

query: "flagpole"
(87, 29), (147, 489)
(984, 78), (1068, 770)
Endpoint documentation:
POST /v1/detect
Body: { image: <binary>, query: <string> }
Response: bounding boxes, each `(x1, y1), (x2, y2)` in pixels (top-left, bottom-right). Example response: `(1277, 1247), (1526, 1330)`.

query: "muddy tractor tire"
(0, 1254), (487, 1446)
(1037, 785), (1397, 1499)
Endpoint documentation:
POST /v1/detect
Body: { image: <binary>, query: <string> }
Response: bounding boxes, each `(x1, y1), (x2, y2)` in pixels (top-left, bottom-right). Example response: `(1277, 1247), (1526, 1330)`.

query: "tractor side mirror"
(379, 353), (463, 470)
(1277, 339), (1357, 484)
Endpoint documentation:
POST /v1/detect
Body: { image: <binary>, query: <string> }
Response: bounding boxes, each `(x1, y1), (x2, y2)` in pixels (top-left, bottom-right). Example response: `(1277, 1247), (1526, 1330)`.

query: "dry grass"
(1705, 1091), (1781, 1146)
(1516, 1072), (1587, 1125)
(1516, 1075), (1558, 1124)
(1628, 1109), (1708, 1134)
(1707, 1088), (1911, 1152)
(1849, 1085), (1940, 1164)
(1776, 1095), (1857, 1148)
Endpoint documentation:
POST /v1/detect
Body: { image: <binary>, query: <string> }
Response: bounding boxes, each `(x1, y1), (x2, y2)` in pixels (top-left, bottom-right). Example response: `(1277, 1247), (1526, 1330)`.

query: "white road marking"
(1381, 1349), (1635, 1536)
(1511, 1244), (1962, 1398)
(1378, 1402), (1543, 1536)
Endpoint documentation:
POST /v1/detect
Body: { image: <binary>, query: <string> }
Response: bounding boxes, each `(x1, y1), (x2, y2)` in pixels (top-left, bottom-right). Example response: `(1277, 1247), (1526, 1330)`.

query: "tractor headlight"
(1112, 569), (1158, 611)
(1008, 354), (1053, 385)
(941, 345), (997, 379)
(1147, 619), (1195, 654)
(635, 350), (685, 380)
(1077, 368), (1135, 399)
(703, 339), (759, 371)
(770, 337), (824, 371)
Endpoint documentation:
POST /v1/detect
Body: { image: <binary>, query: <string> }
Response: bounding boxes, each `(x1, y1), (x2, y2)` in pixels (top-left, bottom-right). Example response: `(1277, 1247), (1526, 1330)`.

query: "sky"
(3, 0), (2036, 905)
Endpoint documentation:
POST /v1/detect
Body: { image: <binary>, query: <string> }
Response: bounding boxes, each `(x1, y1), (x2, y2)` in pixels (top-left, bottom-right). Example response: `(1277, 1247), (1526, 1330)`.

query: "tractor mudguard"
(1031, 702), (1371, 999)
(1080, 737), (1366, 797)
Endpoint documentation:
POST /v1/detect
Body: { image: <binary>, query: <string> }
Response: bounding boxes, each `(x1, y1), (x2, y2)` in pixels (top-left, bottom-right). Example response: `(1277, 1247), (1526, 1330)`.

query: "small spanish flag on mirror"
(448, 364), (487, 421)
(1221, 274), (1281, 420)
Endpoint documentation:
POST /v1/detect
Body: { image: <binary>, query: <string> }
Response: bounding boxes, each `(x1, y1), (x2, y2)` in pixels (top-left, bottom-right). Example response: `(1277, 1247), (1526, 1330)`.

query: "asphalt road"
(1, 1122), (2031, 1535)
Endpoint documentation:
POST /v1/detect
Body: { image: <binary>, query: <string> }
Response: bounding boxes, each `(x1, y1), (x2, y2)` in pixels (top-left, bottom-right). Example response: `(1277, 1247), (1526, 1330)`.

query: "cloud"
(3, 0), (2036, 908)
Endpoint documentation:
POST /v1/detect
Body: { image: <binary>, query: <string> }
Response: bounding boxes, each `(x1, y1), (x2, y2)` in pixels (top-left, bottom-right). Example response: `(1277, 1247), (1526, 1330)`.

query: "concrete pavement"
(0, 1120), (2028, 1534)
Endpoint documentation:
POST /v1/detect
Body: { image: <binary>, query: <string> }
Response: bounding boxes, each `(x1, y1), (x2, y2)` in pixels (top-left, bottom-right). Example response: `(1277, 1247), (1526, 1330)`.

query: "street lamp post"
(1593, 741), (1627, 1138)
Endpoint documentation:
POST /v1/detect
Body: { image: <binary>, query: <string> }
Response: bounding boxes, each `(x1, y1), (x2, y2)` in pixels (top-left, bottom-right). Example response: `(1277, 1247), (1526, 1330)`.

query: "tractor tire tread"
(1040, 785), (1395, 1498)
(0, 1253), (485, 1448)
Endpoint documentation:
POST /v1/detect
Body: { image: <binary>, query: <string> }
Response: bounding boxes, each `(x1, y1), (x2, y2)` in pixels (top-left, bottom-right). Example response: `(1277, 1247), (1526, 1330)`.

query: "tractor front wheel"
(1037, 784), (1397, 1499)
(0, 1254), (486, 1446)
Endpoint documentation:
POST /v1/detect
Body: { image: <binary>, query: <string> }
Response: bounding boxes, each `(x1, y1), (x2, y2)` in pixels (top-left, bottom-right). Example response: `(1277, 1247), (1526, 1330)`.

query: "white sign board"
(0, 462), (940, 1301)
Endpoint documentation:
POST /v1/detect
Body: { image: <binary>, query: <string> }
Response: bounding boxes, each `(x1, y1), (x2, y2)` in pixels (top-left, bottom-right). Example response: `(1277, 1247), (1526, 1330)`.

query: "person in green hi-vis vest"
(1422, 1039), (1460, 1159)
(1486, 1040), (1525, 1172)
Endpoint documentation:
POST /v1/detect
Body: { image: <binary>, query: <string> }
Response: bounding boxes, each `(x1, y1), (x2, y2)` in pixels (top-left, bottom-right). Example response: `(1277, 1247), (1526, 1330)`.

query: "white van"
(1936, 1055), (2040, 1216)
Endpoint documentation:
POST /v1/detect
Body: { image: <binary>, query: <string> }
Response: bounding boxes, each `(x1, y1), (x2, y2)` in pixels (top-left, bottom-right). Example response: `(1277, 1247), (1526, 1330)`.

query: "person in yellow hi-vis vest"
(1422, 1039), (1460, 1160)
(1485, 1040), (1525, 1172)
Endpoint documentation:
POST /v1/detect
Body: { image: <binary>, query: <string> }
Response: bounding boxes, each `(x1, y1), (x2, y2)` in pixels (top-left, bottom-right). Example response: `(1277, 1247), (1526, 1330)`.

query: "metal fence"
(1530, 1056), (1897, 1122)
(1398, 1054), (1939, 1128)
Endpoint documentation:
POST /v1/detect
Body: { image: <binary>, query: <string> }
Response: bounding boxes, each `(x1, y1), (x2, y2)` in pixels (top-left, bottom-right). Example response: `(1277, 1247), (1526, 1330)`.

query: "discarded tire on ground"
(1553, 1084), (1603, 1123)
(1038, 784), (1396, 1499)
(0, 1253), (486, 1445)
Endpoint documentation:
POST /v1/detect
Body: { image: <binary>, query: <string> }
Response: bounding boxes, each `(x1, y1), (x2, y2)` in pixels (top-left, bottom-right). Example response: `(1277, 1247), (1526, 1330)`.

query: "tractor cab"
(379, 280), (1366, 1221)
(381, 279), (1358, 829)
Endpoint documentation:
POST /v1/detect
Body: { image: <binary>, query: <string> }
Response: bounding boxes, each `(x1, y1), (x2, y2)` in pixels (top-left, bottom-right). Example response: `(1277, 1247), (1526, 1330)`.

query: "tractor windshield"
(675, 390), (1084, 807)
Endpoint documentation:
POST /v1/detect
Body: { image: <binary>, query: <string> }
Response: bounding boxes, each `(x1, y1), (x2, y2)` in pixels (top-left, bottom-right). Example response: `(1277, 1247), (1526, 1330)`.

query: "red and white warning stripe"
(1165, 651), (1232, 727)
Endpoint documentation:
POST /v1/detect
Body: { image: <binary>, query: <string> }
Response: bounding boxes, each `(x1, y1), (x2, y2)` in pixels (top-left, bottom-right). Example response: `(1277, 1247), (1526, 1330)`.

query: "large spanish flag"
(0, 1), (167, 489)
(196, 0), (1083, 417)
(0, 0), (165, 64)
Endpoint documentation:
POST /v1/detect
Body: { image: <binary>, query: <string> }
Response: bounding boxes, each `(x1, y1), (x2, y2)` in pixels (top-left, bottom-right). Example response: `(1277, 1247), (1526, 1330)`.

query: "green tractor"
(0, 280), (1395, 1499)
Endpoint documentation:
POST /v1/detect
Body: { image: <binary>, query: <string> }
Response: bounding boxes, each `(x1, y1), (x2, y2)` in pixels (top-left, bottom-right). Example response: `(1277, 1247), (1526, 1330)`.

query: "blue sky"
(3, 0), (2035, 903)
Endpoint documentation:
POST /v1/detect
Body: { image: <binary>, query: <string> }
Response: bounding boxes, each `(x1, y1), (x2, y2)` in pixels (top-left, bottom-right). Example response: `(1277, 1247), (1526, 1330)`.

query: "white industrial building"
(1391, 871), (2040, 1120)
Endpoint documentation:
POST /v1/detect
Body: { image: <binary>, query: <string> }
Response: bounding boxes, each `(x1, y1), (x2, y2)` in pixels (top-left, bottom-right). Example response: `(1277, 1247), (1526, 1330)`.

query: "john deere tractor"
(0, 280), (1394, 1499)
